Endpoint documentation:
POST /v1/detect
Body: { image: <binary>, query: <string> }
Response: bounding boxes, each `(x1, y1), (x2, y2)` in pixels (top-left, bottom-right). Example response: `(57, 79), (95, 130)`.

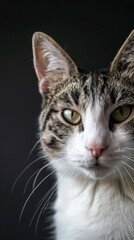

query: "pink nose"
(86, 144), (108, 158)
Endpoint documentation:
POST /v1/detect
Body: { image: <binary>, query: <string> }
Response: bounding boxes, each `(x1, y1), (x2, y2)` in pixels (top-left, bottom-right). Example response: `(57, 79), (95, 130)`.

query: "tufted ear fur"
(110, 30), (134, 78)
(32, 32), (78, 95)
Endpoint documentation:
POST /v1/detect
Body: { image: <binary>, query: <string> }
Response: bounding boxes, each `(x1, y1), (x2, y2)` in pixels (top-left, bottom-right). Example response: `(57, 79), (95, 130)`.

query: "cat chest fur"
(54, 176), (134, 240)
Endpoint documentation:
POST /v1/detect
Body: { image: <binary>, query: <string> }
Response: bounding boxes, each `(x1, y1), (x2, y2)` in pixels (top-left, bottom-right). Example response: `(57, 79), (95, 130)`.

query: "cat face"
(32, 30), (134, 181)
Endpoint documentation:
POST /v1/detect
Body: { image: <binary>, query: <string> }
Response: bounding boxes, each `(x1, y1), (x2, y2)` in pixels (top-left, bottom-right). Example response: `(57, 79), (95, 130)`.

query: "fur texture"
(32, 30), (134, 240)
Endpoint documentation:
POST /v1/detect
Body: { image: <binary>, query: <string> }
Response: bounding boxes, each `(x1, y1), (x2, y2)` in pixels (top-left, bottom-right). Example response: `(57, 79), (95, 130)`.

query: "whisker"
(32, 162), (52, 190)
(11, 151), (59, 194)
(122, 166), (134, 183)
(122, 154), (134, 162)
(121, 169), (134, 198)
(19, 169), (56, 222)
(121, 161), (134, 171)
(125, 147), (134, 151)
(29, 183), (57, 228)
(25, 136), (43, 163)
(35, 183), (57, 236)
(11, 156), (45, 194)
(29, 160), (69, 234)
(23, 169), (40, 196)
(115, 166), (126, 197)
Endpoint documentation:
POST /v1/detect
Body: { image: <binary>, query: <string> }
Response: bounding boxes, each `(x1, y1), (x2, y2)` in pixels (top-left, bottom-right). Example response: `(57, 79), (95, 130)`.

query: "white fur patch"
(83, 103), (111, 147)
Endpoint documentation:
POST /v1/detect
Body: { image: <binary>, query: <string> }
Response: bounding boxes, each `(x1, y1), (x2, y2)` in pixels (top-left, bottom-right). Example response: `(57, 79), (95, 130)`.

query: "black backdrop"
(1, 1), (134, 240)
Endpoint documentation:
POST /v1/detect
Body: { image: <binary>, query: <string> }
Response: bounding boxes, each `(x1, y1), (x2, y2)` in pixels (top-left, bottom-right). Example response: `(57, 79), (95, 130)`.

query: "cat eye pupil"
(120, 108), (124, 116)
(62, 109), (81, 125)
(71, 111), (74, 118)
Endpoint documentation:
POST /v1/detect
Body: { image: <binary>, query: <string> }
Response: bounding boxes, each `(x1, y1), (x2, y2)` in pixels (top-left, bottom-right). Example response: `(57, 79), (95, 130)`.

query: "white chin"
(81, 165), (112, 180)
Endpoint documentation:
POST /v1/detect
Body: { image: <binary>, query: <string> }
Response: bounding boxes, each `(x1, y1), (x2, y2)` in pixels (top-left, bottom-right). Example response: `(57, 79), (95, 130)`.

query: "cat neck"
(56, 172), (134, 206)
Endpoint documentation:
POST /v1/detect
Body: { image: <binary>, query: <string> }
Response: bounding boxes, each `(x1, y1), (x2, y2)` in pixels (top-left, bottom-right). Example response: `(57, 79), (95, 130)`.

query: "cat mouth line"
(80, 162), (108, 171)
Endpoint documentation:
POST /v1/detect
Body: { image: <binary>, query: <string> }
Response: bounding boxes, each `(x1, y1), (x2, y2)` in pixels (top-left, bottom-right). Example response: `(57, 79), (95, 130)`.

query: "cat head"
(32, 30), (134, 181)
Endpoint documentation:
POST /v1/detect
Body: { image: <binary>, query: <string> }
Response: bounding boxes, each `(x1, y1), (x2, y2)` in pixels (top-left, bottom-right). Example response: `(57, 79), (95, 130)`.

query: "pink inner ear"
(40, 79), (50, 94)
(36, 61), (46, 80)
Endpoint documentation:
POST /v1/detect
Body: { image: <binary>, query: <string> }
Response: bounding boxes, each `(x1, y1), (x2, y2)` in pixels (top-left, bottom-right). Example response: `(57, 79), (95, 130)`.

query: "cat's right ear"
(110, 29), (134, 74)
(32, 32), (78, 95)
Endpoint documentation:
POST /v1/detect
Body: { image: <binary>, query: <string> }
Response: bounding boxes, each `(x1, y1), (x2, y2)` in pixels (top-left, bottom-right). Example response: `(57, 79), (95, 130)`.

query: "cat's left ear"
(110, 29), (134, 75)
(32, 32), (78, 95)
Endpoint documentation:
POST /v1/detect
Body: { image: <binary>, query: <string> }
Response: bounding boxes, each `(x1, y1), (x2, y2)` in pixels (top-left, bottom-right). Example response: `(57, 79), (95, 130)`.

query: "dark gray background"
(1, 1), (134, 239)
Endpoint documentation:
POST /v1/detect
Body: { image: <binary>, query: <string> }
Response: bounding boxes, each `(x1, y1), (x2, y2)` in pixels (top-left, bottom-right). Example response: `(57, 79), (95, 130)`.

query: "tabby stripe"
(42, 108), (58, 131)
(46, 135), (63, 148)
(70, 89), (80, 105)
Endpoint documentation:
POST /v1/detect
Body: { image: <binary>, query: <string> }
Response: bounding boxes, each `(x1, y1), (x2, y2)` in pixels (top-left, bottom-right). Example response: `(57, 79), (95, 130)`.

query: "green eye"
(62, 109), (81, 125)
(111, 105), (132, 124)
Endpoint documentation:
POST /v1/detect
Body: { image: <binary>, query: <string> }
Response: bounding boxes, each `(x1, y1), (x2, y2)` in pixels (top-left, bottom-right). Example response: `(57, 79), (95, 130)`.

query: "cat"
(32, 30), (134, 240)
